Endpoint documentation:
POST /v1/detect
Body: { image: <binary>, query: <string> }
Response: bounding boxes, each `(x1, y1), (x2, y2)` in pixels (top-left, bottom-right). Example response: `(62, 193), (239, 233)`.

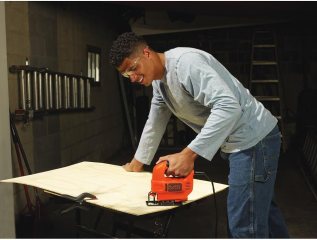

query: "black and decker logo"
(166, 183), (182, 192)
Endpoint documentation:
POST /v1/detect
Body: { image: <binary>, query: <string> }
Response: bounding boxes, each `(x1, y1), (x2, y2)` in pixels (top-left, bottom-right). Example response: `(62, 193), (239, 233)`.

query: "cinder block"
(33, 118), (48, 138)
(5, 3), (29, 34)
(60, 148), (72, 167)
(6, 31), (30, 56)
(29, 36), (46, 57)
(15, 122), (34, 145)
(47, 114), (60, 135)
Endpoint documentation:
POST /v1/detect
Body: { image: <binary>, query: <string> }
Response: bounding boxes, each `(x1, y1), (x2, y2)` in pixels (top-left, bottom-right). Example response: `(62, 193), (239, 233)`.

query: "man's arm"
(179, 52), (242, 161)
(158, 53), (241, 177)
(123, 82), (172, 171)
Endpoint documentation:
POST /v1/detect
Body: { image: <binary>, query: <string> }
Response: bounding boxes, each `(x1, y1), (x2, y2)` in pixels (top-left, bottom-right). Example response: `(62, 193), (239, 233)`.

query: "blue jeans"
(221, 125), (289, 238)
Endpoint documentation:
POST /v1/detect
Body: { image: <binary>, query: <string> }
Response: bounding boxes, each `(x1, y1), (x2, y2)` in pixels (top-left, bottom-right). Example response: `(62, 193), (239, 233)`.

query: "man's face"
(118, 48), (157, 87)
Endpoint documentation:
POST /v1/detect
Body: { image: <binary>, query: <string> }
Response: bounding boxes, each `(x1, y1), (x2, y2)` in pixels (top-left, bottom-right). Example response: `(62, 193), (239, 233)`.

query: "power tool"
(146, 160), (194, 206)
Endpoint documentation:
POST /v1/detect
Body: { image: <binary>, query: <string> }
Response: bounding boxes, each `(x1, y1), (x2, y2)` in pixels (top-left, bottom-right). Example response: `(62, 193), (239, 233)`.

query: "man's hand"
(157, 147), (198, 177)
(123, 158), (144, 172)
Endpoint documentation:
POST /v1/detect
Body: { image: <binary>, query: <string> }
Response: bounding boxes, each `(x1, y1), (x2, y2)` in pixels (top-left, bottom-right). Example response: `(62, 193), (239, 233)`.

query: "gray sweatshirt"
(135, 47), (277, 164)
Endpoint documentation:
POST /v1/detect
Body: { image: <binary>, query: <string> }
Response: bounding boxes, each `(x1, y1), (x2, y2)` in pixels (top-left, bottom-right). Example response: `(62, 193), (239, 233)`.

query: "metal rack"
(9, 65), (95, 121)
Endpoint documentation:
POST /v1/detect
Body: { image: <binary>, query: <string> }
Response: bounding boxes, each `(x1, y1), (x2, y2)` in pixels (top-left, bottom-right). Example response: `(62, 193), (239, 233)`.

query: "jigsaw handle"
(152, 160), (169, 179)
(151, 160), (194, 202)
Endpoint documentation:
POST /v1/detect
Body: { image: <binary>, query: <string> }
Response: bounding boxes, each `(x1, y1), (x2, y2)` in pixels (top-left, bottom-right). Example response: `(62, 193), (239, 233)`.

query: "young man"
(109, 32), (289, 238)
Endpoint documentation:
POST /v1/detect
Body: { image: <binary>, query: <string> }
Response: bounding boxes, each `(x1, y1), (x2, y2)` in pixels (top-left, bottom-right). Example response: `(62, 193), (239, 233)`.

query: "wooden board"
(1, 161), (228, 216)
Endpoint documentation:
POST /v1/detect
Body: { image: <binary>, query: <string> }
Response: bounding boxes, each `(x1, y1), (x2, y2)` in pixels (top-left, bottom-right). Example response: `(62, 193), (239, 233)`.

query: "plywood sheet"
(1, 161), (228, 216)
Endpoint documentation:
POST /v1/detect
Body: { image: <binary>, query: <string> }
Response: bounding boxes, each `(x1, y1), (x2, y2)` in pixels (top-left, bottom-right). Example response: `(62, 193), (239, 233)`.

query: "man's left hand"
(156, 147), (198, 177)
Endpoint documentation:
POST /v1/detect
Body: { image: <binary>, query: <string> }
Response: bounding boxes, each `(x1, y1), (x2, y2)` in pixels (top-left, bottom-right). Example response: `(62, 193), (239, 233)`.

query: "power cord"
(194, 171), (218, 238)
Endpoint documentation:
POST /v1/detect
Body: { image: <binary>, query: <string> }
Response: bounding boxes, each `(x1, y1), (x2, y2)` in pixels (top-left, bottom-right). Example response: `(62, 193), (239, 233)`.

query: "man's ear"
(143, 46), (150, 58)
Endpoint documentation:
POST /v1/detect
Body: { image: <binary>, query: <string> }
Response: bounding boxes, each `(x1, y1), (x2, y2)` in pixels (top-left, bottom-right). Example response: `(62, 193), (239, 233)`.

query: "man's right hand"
(122, 158), (144, 172)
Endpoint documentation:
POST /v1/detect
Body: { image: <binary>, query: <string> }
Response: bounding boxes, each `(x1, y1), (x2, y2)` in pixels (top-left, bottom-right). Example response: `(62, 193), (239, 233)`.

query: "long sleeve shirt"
(135, 47), (277, 165)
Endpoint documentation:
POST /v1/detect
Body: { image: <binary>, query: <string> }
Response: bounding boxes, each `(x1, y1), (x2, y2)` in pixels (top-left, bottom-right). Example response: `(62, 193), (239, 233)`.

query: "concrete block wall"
(5, 1), (129, 217)
(51, 2), (126, 167)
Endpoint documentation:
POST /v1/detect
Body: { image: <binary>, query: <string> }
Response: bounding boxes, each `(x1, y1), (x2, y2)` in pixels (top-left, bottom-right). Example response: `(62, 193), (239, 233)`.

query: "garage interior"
(0, 1), (317, 238)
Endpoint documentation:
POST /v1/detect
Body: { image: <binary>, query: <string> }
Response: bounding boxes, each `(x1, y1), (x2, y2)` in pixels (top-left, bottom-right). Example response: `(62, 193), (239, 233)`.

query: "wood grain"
(1, 161), (228, 216)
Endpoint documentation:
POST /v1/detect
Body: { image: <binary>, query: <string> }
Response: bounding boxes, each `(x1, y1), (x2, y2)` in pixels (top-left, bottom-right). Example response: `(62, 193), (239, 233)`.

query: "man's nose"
(129, 73), (138, 82)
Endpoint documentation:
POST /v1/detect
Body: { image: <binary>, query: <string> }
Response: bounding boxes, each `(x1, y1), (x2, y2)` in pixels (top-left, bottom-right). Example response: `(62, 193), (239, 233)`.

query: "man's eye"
(130, 65), (137, 71)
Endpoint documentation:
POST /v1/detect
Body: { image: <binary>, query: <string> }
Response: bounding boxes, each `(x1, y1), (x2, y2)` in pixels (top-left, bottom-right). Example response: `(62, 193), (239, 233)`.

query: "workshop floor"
(16, 147), (317, 238)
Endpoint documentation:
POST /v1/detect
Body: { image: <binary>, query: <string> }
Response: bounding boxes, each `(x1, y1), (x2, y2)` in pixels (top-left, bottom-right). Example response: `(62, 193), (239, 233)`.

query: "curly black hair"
(109, 32), (147, 68)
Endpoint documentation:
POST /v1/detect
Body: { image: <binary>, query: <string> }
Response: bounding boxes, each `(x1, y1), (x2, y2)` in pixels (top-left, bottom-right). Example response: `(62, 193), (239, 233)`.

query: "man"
(109, 32), (289, 238)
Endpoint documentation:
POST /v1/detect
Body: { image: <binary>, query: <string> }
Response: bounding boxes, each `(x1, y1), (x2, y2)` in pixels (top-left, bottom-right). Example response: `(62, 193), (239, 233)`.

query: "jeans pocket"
(228, 147), (253, 186)
(254, 132), (281, 183)
(254, 159), (270, 182)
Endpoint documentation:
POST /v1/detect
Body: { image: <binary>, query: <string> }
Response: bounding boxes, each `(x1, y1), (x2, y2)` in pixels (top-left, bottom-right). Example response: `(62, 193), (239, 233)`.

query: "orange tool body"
(146, 161), (194, 206)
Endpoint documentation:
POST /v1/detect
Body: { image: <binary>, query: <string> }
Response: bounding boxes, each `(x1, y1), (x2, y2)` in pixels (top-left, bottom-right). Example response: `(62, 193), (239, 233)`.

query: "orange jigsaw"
(146, 160), (194, 206)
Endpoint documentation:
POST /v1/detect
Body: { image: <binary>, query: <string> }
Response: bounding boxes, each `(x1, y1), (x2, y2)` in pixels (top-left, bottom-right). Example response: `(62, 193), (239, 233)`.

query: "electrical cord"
(194, 171), (218, 238)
